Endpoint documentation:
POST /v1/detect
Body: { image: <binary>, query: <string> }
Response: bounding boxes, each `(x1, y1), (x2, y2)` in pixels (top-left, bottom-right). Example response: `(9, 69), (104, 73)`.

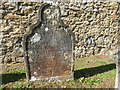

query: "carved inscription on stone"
(24, 4), (74, 82)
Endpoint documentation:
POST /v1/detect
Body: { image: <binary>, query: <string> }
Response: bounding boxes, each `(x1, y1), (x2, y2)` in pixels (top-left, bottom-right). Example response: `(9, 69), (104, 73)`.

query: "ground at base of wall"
(0, 55), (115, 88)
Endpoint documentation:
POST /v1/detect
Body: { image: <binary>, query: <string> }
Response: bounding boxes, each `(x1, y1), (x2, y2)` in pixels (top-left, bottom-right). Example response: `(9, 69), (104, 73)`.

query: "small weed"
(108, 59), (113, 62)
(12, 81), (34, 88)
(0, 85), (5, 90)
(71, 81), (76, 85)
(71, 85), (77, 88)
(26, 83), (34, 88)
(12, 81), (24, 88)
(84, 78), (100, 86)
(8, 69), (26, 74)
(61, 85), (68, 88)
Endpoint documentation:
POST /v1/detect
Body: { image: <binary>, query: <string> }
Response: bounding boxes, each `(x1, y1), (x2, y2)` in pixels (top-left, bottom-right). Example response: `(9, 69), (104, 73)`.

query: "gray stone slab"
(23, 3), (74, 82)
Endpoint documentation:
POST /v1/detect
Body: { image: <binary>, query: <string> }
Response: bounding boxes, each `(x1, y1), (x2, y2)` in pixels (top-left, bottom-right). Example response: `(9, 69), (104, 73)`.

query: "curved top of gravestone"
(37, 3), (67, 27)
(24, 3), (67, 38)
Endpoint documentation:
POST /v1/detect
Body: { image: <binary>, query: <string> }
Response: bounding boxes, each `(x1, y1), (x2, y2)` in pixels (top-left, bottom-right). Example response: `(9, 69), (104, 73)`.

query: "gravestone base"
(30, 74), (74, 82)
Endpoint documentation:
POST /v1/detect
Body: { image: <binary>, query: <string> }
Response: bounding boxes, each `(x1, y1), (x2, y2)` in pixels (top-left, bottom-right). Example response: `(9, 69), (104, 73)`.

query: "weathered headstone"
(23, 3), (74, 82)
(110, 49), (120, 89)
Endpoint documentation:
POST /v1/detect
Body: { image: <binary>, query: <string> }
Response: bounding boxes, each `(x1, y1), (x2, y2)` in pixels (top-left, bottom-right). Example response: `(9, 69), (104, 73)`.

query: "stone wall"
(0, 1), (120, 63)
(60, 2), (120, 58)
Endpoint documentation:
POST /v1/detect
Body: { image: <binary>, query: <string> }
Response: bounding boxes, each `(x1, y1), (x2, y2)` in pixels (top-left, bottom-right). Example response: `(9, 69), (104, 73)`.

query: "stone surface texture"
(0, 1), (120, 63)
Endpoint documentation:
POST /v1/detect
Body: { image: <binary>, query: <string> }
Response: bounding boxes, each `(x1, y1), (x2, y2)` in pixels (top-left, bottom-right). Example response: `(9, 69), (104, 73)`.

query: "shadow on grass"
(2, 73), (26, 84)
(74, 63), (116, 79)
(2, 63), (116, 84)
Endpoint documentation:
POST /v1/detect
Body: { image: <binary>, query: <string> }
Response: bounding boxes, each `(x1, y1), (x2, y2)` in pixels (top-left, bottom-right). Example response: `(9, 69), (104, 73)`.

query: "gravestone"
(23, 3), (74, 82)
(110, 49), (120, 89)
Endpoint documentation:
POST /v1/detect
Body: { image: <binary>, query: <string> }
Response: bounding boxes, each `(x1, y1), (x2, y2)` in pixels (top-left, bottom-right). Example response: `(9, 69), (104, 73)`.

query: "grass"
(1, 55), (116, 88)
(0, 85), (5, 90)
(2, 69), (26, 85)
(7, 69), (26, 74)
(12, 81), (34, 88)
(97, 69), (116, 80)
